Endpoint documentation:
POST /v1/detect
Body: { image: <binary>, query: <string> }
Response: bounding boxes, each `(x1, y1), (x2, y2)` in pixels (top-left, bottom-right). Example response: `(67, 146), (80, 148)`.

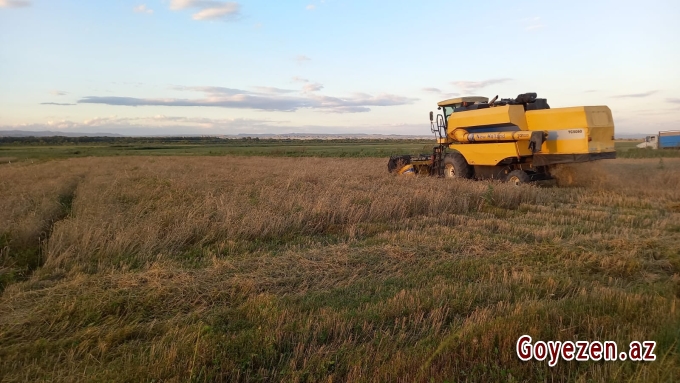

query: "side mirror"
(429, 111), (434, 122)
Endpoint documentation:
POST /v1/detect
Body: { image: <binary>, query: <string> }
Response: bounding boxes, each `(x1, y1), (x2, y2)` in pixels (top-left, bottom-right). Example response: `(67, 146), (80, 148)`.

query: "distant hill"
(230, 133), (433, 140)
(0, 130), (123, 137)
(0, 131), (432, 139)
(0, 130), (649, 140)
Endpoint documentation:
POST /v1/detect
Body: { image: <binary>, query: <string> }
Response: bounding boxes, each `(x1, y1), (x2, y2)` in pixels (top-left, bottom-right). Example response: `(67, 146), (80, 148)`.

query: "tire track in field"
(0, 177), (81, 293)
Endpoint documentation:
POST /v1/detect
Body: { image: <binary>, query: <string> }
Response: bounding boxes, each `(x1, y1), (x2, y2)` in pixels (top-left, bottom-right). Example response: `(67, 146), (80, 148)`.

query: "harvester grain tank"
(388, 93), (617, 184)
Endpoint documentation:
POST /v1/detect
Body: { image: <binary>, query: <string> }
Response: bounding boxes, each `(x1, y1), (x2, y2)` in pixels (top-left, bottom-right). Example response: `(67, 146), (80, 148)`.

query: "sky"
(1, 0), (679, 136)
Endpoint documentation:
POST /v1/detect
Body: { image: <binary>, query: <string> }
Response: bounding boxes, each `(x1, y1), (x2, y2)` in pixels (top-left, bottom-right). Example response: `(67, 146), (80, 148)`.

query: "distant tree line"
(0, 136), (223, 145)
(0, 136), (431, 146)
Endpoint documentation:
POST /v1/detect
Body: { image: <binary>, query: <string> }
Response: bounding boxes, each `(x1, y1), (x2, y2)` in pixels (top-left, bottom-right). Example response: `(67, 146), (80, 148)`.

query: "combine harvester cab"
(388, 93), (617, 184)
(636, 131), (680, 150)
(637, 135), (658, 149)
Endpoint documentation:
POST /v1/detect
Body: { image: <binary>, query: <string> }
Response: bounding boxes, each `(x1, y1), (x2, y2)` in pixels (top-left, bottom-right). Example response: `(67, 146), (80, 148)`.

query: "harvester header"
(388, 92), (616, 184)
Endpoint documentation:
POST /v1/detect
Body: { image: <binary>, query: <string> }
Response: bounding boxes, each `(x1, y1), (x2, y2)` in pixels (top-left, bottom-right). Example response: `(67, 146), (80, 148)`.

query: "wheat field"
(0, 156), (678, 382)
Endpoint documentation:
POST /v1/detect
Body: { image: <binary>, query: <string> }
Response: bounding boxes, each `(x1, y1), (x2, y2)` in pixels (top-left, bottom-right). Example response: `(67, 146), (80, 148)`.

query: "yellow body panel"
(451, 129), (535, 142)
(526, 107), (590, 130)
(436, 98), (615, 166)
(526, 106), (615, 154)
(450, 142), (532, 166)
(589, 125), (615, 152)
(446, 105), (528, 134)
(541, 131), (588, 154)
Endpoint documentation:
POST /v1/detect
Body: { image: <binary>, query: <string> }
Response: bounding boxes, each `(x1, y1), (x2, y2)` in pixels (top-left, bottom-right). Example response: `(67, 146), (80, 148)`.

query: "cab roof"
(437, 96), (489, 107)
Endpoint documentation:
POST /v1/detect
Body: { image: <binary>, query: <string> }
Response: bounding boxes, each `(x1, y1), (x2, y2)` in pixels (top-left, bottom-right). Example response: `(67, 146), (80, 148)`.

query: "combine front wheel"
(506, 170), (530, 186)
(443, 153), (472, 179)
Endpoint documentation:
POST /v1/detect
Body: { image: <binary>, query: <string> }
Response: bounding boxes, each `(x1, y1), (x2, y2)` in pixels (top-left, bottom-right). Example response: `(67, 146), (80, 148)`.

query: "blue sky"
(1, 0), (678, 136)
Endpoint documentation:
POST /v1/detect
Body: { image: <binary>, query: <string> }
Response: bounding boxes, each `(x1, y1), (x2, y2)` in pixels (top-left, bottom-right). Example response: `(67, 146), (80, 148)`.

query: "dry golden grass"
(0, 156), (678, 382)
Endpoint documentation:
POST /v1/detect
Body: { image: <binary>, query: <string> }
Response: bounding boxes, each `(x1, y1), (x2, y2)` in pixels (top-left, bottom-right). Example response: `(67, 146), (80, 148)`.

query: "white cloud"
(421, 88), (460, 97)
(422, 87), (441, 93)
(306, 92), (415, 113)
(192, 6), (238, 20)
(81, 115), (278, 130)
(169, 0), (203, 9)
(0, 117), (436, 136)
(302, 83), (324, 92)
(169, 0), (240, 21)
(0, 0), (31, 8)
(306, 4), (315, 10)
(292, 77), (324, 91)
(50, 90), (68, 96)
(251, 86), (296, 94)
(612, 90), (658, 98)
(172, 85), (243, 95)
(1, 115), (287, 136)
(133, 4), (154, 14)
(77, 86), (417, 113)
(323, 106), (369, 113)
(292, 76), (309, 83)
(451, 78), (512, 94)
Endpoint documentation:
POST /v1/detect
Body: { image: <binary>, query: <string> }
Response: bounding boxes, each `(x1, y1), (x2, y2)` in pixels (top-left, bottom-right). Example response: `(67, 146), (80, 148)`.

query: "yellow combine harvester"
(388, 93), (616, 184)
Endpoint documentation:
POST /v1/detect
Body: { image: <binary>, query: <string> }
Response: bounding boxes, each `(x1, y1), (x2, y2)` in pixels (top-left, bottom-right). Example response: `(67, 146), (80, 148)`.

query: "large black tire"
(443, 152), (473, 179)
(505, 170), (531, 185)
